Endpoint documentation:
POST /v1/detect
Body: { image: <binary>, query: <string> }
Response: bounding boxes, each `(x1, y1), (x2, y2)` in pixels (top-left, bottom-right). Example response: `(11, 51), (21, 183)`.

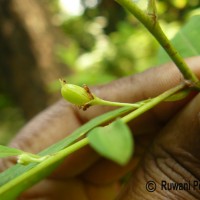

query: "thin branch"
(116, 0), (199, 85)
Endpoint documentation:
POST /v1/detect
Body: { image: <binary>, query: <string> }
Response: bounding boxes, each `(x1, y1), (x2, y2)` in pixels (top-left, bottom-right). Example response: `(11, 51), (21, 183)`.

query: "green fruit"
(60, 79), (92, 106)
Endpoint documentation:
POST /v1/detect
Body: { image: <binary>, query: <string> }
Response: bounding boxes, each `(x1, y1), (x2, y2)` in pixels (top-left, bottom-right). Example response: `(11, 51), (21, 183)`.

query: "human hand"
(1, 56), (200, 200)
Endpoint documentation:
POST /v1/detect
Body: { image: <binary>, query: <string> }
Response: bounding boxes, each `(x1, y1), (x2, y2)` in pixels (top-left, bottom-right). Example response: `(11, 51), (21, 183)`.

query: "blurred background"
(0, 0), (200, 144)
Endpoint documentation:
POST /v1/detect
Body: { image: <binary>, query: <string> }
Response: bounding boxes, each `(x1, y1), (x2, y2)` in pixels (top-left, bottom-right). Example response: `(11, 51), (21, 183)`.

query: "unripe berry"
(59, 79), (93, 107)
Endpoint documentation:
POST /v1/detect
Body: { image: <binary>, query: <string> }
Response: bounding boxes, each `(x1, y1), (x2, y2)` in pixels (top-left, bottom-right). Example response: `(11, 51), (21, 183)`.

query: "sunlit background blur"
(0, 0), (200, 144)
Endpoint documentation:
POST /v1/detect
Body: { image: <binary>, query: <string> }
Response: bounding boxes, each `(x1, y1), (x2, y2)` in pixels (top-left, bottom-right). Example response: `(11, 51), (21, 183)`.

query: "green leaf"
(157, 15), (200, 65)
(0, 107), (133, 199)
(87, 119), (134, 165)
(165, 89), (190, 102)
(0, 145), (23, 158)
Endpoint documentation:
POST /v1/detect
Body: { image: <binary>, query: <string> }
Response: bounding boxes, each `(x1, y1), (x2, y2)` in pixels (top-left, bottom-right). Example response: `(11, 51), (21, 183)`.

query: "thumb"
(118, 93), (200, 199)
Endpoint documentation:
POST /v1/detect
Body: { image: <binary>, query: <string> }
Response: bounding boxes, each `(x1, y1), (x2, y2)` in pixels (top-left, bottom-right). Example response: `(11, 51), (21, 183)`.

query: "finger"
(0, 101), (91, 170)
(9, 56), (200, 151)
(2, 57), (200, 175)
(9, 100), (82, 153)
(117, 93), (200, 199)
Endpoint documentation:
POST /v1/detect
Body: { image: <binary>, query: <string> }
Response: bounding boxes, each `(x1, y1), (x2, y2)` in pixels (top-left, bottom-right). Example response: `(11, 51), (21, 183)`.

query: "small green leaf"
(87, 119), (134, 165)
(0, 145), (23, 158)
(165, 89), (190, 102)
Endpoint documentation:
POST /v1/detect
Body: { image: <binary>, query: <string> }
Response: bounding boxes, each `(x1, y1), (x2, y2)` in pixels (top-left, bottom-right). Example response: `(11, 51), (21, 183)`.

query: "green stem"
(92, 97), (146, 108)
(152, 24), (199, 83)
(0, 138), (89, 198)
(115, 0), (199, 84)
(121, 83), (185, 123)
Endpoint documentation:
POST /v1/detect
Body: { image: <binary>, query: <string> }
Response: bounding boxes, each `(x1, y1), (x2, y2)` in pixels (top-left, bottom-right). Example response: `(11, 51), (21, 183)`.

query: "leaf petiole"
(91, 97), (148, 108)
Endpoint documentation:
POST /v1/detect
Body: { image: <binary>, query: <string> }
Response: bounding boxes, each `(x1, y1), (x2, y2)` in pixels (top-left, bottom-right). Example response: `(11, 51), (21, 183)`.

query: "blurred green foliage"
(48, 0), (200, 91)
(1, 0), (200, 143)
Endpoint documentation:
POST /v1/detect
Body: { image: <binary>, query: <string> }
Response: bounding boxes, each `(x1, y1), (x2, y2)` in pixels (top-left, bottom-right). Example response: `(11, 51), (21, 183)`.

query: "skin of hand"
(1, 56), (200, 200)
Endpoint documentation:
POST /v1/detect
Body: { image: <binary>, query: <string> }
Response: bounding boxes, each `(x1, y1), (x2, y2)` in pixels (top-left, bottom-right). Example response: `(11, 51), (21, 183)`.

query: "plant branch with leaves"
(116, 0), (200, 85)
(0, 0), (199, 199)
